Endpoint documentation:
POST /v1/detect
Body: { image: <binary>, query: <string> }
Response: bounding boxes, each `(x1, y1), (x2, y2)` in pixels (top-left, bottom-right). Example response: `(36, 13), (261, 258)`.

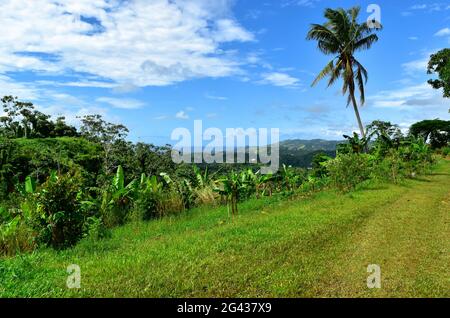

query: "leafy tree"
(409, 119), (450, 149)
(311, 152), (332, 177)
(133, 143), (175, 178)
(79, 115), (129, 175)
(0, 96), (77, 138)
(307, 7), (381, 138)
(366, 120), (403, 155)
(427, 48), (450, 99)
(52, 116), (78, 137)
(366, 120), (401, 140)
(1, 96), (34, 138)
(0, 138), (16, 197)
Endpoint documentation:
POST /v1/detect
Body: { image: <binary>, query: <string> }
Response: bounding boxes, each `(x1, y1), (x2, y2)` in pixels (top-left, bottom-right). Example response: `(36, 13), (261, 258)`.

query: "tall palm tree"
(307, 7), (381, 138)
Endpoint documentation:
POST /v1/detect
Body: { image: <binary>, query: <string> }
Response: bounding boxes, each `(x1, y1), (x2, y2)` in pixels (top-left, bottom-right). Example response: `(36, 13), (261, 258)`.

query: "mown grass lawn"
(1, 160), (449, 298)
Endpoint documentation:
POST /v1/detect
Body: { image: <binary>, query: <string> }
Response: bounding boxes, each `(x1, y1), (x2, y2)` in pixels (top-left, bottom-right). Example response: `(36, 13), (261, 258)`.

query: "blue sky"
(0, 0), (449, 144)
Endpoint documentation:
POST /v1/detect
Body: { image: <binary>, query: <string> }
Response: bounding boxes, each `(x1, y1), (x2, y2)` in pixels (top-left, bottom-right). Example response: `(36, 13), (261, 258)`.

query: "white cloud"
(96, 97), (145, 109)
(282, 0), (321, 8)
(410, 3), (450, 12)
(0, 0), (254, 87)
(408, 36), (419, 40)
(368, 82), (449, 108)
(0, 75), (42, 100)
(434, 27), (450, 36)
(402, 57), (428, 75)
(260, 72), (300, 88)
(213, 19), (254, 42)
(205, 93), (228, 100)
(175, 110), (189, 120)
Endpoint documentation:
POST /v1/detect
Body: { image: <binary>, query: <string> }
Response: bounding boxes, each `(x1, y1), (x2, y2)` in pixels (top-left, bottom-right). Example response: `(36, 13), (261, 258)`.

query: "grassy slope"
(1, 161), (449, 298)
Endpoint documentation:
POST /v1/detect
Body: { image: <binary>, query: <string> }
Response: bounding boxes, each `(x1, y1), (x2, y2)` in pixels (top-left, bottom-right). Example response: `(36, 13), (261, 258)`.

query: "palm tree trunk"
(350, 92), (366, 138)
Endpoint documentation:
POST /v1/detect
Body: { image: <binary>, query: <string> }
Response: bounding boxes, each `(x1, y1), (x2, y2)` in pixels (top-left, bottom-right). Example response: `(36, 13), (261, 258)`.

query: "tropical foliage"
(427, 48), (450, 99)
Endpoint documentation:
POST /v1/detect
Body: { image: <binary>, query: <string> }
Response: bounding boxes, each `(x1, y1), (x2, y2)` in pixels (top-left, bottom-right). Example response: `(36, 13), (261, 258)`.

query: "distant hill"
(279, 139), (341, 152)
(190, 139), (343, 170)
(279, 139), (342, 168)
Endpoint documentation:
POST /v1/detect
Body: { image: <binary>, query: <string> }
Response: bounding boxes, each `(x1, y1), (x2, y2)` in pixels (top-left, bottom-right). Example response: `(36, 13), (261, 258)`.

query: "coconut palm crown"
(307, 6), (381, 137)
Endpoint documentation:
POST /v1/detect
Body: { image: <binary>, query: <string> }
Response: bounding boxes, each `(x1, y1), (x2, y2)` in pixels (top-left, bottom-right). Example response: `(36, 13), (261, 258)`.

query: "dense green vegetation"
(1, 94), (447, 258)
(1, 159), (448, 297)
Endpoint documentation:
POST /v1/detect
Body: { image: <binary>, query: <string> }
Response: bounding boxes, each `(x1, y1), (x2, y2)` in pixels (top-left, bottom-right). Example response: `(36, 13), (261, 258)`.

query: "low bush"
(325, 153), (371, 192)
(134, 190), (161, 221)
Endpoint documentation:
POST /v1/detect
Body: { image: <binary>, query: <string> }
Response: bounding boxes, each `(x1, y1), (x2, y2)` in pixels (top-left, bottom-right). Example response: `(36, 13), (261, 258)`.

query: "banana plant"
(140, 173), (164, 193)
(15, 175), (36, 196)
(241, 169), (274, 199)
(0, 215), (20, 242)
(102, 165), (137, 225)
(257, 173), (275, 198)
(214, 171), (249, 218)
(193, 165), (210, 188)
(280, 164), (302, 192)
(338, 132), (369, 154)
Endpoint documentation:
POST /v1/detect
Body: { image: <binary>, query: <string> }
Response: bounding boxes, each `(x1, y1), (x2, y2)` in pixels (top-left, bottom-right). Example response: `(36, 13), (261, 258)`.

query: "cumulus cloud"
(0, 0), (254, 88)
(260, 72), (300, 88)
(434, 27), (450, 36)
(368, 82), (449, 108)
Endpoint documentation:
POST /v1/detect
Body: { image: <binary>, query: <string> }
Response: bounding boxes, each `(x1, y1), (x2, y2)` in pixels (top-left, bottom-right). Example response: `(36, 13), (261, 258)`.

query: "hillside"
(2, 160), (448, 298)
(280, 139), (341, 152)
(279, 139), (340, 167)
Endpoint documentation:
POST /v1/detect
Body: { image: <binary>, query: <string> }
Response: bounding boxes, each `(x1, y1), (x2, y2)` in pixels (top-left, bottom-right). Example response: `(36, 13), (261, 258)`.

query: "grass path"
(1, 161), (449, 298)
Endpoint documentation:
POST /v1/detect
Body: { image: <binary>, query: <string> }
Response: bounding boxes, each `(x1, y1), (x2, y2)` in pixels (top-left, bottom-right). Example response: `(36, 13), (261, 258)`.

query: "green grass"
(1, 161), (449, 298)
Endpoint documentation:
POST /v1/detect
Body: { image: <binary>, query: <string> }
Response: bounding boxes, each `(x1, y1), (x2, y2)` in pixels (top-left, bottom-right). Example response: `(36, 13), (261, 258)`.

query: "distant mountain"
(189, 139), (343, 170)
(279, 139), (342, 152)
(279, 139), (342, 168)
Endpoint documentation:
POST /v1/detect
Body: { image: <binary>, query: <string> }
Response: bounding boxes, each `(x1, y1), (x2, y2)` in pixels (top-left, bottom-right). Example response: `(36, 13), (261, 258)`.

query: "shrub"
(83, 216), (110, 241)
(371, 149), (404, 183)
(311, 153), (332, 178)
(134, 190), (161, 220)
(194, 186), (217, 206)
(158, 191), (185, 217)
(325, 153), (371, 192)
(441, 146), (450, 157)
(0, 206), (36, 256)
(31, 171), (85, 249)
(398, 137), (434, 176)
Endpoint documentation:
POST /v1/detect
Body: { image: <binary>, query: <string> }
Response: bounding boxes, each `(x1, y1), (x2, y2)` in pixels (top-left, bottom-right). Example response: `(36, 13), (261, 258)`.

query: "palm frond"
(327, 59), (343, 87)
(312, 59), (335, 86)
(356, 66), (366, 105)
(352, 58), (368, 83)
(354, 34), (379, 51)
